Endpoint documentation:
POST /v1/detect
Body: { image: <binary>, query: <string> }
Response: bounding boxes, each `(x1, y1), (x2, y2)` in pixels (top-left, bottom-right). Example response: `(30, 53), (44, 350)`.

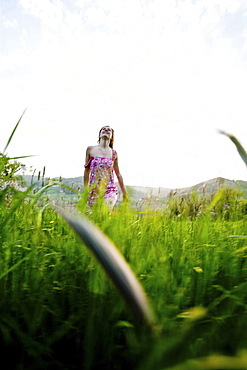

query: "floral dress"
(84, 150), (118, 207)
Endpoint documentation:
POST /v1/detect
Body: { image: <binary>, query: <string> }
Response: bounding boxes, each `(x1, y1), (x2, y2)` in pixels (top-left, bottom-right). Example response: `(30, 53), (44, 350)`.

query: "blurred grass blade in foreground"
(3, 108), (27, 154)
(219, 130), (247, 167)
(165, 352), (247, 370)
(58, 210), (156, 327)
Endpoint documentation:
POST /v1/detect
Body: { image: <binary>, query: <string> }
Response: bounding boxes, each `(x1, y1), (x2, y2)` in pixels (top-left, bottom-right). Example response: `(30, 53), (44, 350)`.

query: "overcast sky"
(1, 0), (247, 189)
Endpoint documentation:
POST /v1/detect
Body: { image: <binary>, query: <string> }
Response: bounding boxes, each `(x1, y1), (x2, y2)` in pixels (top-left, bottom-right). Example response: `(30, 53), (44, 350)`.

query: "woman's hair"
(98, 126), (114, 148)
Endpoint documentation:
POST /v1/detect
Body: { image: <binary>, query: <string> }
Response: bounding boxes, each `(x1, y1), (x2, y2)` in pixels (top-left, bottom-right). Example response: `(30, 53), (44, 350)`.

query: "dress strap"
(112, 150), (116, 161)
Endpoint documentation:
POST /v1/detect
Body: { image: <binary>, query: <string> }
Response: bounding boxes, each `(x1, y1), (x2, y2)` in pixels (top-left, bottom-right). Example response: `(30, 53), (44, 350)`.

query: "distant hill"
(23, 175), (247, 200)
(172, 177), (247, 198)
(126, 186), (171, 201)
(23, 175), (83, 192)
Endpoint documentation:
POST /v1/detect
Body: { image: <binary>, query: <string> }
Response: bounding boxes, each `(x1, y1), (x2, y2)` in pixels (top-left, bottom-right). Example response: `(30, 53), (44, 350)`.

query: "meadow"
(1, 155), (247, 370)
(2, 120), (247, 369)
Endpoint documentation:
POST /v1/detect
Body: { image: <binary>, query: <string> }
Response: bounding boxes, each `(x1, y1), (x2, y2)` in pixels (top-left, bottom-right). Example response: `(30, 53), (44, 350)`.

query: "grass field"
(2, 116), (247, 369)
(1, 158), (247, 369)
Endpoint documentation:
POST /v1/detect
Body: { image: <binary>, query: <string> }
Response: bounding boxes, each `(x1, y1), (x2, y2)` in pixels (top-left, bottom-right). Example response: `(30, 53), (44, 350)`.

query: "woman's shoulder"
(87, 145), (97, 150)
(86, 145), (97, 154)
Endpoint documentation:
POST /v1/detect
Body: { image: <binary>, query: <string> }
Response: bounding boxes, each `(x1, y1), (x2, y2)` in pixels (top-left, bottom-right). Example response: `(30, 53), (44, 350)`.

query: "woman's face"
(100, 126), (113, 139)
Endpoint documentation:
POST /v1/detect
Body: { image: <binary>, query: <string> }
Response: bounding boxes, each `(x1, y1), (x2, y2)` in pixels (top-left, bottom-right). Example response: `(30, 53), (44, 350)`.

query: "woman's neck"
(99, 138), (110, 148)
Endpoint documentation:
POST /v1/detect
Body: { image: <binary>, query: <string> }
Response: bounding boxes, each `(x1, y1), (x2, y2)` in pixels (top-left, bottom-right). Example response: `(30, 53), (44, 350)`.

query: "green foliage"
(0, 152), (25, 188)
(1, 120), (247, 368)
(2, 183), (247, 368)
(165, 188), (247, 221)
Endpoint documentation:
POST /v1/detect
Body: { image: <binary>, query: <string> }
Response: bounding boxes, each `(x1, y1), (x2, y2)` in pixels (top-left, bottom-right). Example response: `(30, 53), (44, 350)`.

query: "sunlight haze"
(1, 0), (247, 188)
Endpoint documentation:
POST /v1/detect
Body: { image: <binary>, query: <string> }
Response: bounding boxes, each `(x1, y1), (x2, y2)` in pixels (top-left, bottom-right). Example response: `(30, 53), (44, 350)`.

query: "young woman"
(84, 126), (127, 211)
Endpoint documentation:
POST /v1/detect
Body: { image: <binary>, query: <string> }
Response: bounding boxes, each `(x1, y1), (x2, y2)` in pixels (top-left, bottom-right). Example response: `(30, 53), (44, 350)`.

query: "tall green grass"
(1, 180), (247, 369)
(1, 119), (247, 369)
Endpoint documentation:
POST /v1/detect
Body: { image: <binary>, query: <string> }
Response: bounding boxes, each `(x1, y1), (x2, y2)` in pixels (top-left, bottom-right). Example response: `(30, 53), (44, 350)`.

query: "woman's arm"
(113, 153), (127, 199)
(84, 146), (91, 190)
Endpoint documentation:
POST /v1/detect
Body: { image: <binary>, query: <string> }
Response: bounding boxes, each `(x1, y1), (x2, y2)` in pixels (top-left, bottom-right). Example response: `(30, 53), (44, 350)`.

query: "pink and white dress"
(84, 150), (118, 207)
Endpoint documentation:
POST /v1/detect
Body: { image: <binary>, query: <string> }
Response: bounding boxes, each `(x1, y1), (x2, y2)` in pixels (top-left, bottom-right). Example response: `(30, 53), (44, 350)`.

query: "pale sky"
(1, 0), (247, 189)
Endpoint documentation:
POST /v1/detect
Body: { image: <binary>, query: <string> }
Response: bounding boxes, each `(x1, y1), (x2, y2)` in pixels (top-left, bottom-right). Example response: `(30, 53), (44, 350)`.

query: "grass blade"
(0, 251), (34, 280)
(8, 155), (36, 160)
(58, 210), (156, 327)
(3, 108), (27, 154)
(1, 186), (35, 226)
(165, 353), (247, 370)
(219, 130), (247, 167)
